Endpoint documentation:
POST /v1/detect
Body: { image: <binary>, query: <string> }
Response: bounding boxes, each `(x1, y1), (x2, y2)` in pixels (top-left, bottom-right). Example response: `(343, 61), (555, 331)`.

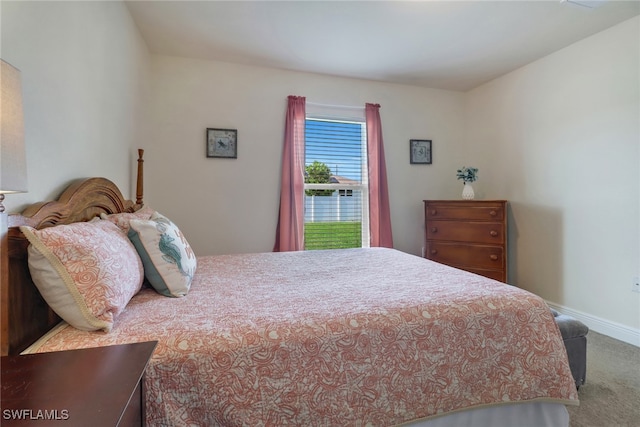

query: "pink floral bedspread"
(30, 248), (578, 426)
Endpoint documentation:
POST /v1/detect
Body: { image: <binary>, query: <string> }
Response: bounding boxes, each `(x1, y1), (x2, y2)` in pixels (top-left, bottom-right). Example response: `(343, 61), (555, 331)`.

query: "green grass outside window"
(304, 222), (362, 250)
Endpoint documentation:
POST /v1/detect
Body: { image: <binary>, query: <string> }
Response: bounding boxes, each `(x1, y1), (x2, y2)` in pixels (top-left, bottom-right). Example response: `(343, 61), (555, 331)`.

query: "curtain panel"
(365, 103), (393, 248)
(273, 96), (306, 252)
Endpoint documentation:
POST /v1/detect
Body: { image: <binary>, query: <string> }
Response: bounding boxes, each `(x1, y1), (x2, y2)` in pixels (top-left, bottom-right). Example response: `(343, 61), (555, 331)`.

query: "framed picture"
(207, 128), (237, 158)
(410, 139), (432, 164)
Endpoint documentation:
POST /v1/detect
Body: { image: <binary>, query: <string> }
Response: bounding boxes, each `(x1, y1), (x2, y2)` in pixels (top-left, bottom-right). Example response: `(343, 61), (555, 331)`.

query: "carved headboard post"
(136, 149), (144, 206)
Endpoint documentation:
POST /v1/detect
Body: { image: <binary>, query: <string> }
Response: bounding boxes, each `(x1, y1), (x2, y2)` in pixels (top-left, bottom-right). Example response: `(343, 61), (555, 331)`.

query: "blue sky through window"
(305, 119), (363, 182)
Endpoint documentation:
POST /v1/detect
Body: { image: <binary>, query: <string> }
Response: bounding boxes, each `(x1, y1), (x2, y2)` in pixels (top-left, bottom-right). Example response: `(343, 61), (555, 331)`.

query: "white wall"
(465, 16), (640, 340)
(2, 2), (637, 342)
(1, 0), (150, 212)
(143, 56), (466, 256)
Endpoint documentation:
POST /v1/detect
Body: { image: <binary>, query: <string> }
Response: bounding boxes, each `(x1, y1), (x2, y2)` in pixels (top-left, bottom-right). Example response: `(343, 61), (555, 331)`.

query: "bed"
(1, 152), (578, 426)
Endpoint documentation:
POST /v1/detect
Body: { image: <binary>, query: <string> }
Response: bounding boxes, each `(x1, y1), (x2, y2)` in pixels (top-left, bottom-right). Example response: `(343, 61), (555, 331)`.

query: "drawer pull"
(490, 230), (498, 237)
(430, 209), (438, 216)
(431, 227), (438, 233)
(490, 255), (498, 261)
(489, 210), (497, 217)
(430, 249), (438, 255)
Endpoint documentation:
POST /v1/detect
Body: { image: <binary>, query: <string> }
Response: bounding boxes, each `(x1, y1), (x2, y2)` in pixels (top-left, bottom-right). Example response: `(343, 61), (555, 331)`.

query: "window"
(304, 118), (369, 250)
(274, 97), (390, 252)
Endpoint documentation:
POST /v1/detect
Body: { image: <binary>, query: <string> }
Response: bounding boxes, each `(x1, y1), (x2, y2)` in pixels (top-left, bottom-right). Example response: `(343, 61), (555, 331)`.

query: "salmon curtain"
(273, 96), (306, 252)
(366, 103), (393, 248)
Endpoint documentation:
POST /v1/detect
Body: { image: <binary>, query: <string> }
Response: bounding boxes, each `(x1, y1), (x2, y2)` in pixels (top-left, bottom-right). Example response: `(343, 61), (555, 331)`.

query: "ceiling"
(125, 0), (640, 92)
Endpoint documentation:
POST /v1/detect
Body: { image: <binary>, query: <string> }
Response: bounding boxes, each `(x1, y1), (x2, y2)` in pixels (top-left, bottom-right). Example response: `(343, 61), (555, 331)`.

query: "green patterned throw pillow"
(128, 212), (197, 297)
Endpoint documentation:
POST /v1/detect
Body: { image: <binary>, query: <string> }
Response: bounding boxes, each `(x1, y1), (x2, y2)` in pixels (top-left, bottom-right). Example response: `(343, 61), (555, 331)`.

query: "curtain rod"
(306, 101), (364, 110)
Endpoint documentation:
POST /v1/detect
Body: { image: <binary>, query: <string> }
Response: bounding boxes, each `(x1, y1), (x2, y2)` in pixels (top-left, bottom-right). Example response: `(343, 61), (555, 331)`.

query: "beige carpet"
(567, 331), (640, 427)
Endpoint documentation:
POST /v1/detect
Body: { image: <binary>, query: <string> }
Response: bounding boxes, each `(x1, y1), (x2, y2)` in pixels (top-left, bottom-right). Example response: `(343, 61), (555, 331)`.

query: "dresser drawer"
(464, 267), (506, 282)
(426, 242), (504, 270)
(425, 202), (505, 221)
(426, 221), (505, 244)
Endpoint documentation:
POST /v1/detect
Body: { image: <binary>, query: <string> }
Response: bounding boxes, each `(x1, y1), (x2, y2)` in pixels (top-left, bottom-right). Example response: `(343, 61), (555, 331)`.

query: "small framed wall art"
(410, 139), (432, 164)
(207, 128), (237, 158)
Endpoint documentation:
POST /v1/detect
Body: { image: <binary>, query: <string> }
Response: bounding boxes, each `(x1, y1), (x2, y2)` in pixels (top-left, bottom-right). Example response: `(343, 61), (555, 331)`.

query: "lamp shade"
(0, 59), (27, 194)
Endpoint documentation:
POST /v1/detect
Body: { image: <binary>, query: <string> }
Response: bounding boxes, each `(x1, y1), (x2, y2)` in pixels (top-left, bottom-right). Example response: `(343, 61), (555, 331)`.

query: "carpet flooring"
(567, 331), (640, 427)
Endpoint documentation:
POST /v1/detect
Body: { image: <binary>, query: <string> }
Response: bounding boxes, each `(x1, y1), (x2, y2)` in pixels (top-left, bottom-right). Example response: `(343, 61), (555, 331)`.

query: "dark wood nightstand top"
(1, 341), (157, 426)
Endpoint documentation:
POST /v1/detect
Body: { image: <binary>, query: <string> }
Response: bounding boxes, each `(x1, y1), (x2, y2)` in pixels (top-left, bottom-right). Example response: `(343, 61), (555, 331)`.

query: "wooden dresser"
(423, 200), (508, 282)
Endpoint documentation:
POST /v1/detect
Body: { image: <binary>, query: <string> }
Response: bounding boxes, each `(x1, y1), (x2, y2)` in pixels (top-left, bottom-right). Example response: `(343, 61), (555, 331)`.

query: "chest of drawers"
(423, 200), (508, 282)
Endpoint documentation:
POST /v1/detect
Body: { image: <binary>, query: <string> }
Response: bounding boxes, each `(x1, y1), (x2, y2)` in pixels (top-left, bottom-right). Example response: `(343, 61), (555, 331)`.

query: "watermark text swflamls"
(3, 409), (70, 421)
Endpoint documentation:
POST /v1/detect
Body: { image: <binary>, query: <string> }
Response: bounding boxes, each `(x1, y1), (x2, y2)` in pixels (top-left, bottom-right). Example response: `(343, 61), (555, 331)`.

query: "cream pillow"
(128, 212), (197, 297)
(20, 220), (144, 331)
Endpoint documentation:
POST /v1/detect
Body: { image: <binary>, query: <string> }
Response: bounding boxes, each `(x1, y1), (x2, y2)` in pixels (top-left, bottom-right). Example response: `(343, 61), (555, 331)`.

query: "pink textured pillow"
(20, 220), (144, 332)
(100, 205), (155, 234)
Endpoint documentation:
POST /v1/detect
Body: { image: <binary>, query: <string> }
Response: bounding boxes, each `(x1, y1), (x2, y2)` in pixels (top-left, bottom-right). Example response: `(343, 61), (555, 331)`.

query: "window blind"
(304, 118), (369, 250)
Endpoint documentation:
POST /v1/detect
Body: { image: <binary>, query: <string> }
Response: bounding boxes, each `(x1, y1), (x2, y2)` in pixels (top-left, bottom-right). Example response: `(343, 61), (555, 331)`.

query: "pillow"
(100, 205), (155, 234)
(128, 212), (197, 297)
(20, 220), (144, 332)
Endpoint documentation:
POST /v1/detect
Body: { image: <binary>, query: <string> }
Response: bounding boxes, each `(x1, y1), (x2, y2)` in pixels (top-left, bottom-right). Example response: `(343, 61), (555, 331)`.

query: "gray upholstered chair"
(551, 308), (588, 389)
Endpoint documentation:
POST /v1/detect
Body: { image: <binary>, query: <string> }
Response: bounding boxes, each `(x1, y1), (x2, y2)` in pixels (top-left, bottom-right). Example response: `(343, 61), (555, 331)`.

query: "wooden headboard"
(1, 150), (145, 356)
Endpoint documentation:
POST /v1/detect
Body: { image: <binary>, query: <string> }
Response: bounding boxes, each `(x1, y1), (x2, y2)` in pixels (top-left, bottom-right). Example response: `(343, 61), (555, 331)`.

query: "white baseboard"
(546, 302), (640, 348)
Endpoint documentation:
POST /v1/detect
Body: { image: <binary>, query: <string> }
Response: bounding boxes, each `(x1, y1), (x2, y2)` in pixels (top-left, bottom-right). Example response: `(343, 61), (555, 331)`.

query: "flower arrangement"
(456, 166), (478, 183)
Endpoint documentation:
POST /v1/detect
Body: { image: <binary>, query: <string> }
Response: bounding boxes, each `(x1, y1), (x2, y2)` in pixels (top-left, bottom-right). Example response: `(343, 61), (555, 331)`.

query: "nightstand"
(1, 341), (157, 426)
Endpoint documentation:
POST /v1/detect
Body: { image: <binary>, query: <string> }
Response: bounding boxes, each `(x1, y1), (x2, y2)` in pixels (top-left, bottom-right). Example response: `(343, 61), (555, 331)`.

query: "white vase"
(462, 182), (475, 200)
